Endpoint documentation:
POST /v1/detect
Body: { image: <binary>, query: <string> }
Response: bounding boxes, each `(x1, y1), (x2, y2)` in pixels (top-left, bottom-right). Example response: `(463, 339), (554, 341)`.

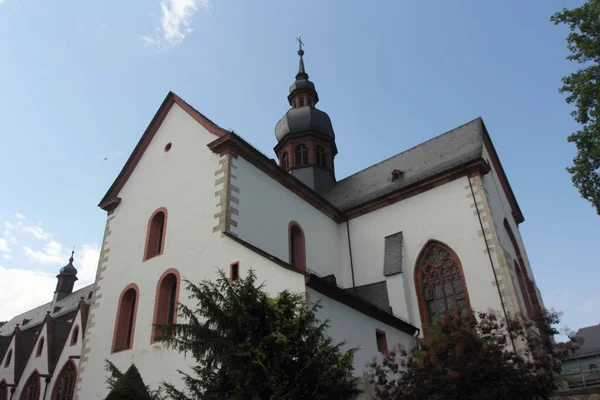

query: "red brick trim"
(143, 207), (168, 261)
(111, 283), (139, 354)
(345, 159), (490, 220)
(151, 269), (181, 344)
(288, 221), (306, 272)
(99, 92), (229, 212)
(376, 329), (388, 355)
(413, 240), (472, 336)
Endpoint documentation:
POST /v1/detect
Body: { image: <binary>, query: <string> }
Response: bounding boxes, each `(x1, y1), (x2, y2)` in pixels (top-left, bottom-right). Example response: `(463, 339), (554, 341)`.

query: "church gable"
(99, 92), (230, 213)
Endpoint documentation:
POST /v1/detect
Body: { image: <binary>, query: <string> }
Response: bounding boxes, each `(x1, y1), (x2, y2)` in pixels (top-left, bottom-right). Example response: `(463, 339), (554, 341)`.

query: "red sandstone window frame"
(143, 208), (168, 261)
(50, 360), (77, 400)
(288, 221), (306, 272)
(3, 350), (11, 367)
(230, 262), (240, 282)
(111, 284), (139, 353)
(281, 152), (289, 170)
(315, 146), (327, 168)
(414, 240), (471, 331)
(70, 326), (79, 346)
(35, 337), (44, 357)
(151, 269), (181, 344)
(19, 370), (40, 400)
(376, 329), (388, 355)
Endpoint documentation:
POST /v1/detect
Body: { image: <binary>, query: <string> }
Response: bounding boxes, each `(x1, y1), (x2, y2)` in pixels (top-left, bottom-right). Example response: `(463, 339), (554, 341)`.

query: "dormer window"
(391, 169), (402, 181)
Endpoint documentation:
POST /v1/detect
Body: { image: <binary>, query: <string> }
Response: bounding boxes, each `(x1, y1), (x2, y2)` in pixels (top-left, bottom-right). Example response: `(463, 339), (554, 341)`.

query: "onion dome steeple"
(54, 250), (78, 302)
(274, 37), (337, 194)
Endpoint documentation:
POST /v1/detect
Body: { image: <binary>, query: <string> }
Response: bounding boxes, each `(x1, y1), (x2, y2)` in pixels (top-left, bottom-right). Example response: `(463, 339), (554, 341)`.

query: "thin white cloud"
(0, 238), (9, 254)
(0, 265), (56, 322)
(15, 213), (26, 220)
(22, 225), (53, 240)
(23, 240), (65, 264)
(142, 0), (209, 50)
(4, 220), (21, 244)
(2, 254), (11, 260)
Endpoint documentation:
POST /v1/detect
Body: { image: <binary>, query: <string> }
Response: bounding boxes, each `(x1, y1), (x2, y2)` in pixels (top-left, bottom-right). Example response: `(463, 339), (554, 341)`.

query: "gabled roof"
(0, 285), (93, 336)
(570, 324), (600, 359)
(0, 336), (9, 362)
(14, 330), (37, 383)
(47, 317), (71, 373)
(98, 91), (230, 212)
(323, 117), (524, 223)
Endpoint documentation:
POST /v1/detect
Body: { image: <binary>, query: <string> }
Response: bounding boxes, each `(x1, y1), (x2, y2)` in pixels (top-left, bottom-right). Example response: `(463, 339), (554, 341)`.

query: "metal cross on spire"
(297, 34), (304, 51)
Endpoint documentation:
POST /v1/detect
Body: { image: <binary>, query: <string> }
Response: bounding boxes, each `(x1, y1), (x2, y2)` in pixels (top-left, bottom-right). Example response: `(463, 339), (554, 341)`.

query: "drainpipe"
(346, 220), (356, 288)
(468, 175), (516, 352)
(42, 376), (51, 399)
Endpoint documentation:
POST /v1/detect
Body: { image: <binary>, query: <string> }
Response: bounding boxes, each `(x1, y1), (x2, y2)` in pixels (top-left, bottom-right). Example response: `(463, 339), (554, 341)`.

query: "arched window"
(3, 350), (11, 367)
(294, 145), (308, 166)
(315, 146), (327, 168)
(50, 361), (76, 400)
(0, 380), (8, 400)
(281, 152), (289, 170)
(514, 261), (533, 317)
(414, 241), (470, 325)
(35, 337), (44, 357)
(19, 371), (40, 400)
(144, 208), (167, 260)
(70, 326), (79, 346)
(289, 222), (306, 272)
(152, 270), (180, 343)
(112, 284), (138, 352)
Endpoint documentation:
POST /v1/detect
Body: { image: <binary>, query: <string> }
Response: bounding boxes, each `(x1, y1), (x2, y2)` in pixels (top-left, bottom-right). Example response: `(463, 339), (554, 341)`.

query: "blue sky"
(0, 0), (597, 338)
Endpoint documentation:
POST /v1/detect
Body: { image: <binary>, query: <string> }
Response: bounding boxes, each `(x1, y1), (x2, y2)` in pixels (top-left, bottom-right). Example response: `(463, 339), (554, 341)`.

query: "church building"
(0, 45), (545, 399)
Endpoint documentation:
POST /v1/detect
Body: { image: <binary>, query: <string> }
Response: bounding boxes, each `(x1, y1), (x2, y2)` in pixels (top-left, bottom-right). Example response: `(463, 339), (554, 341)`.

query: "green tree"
(368, 311), (575, 400)
(104, 361), (162, 400)
(552, 0), (600, 214)
(158, 269), (361, 400)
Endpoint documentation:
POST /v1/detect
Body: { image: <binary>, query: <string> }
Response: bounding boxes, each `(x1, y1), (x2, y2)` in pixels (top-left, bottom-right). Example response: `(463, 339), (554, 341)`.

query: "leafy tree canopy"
(104, 362), (154, 400)
(158, 269), (361, 400)
(552, 0), (600, 214)
(368, 311), (575, 400)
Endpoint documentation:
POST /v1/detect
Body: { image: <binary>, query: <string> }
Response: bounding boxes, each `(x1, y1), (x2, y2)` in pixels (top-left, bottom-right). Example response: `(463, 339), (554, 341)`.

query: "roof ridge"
(331, 117), (483, 187)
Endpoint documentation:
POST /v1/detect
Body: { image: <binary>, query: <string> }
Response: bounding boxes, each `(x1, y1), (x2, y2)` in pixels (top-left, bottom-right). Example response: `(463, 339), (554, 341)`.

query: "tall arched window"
(315, 146), (327, 168)
(51, 361), (76, 400)
(514, 261), (533, 317)
(281, 152), (289, 170)
(70, 326), (79, 346)
(3, 350), (11, 367)
(112, 284), (138, 353)
(35, 337), (44, 357)
(144, 208), (167, 260)
(152, 269), (180, 343)
(289, 222), (306, 272)
(20, 371), (40, 400)
(0, 380), (8, 400)
(414, 241), (470, 325)
(294, 145), (308, 166)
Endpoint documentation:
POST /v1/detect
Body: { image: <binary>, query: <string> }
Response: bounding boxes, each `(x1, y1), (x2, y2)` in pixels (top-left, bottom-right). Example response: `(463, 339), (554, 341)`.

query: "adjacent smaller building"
(562, 324), (600, 390)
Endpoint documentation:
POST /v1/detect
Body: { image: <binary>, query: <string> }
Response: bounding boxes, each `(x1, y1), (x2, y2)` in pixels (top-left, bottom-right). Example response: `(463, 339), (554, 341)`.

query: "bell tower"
(274, 38), (337, 194)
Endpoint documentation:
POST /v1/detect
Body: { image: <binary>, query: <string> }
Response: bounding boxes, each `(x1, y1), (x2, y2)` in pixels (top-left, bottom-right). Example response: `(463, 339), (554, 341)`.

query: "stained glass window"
(51, 362), (76, 400)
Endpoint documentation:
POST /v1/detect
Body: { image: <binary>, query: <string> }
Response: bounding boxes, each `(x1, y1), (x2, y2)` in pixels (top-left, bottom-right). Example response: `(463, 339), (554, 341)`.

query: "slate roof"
(0, 335), (10, 360)
(345, 281), (391, 313)
(48, 318), (72, 372)
(571, 324), (600, 358)
(323, 117), (485, 211)
(0, 285), (94, 336)
(15, 330), (37, 382)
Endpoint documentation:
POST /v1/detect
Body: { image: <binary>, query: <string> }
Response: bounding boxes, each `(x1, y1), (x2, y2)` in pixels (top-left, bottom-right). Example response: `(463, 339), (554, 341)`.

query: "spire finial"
(69, 248), (75, 263)
(296, 35), (307, 79)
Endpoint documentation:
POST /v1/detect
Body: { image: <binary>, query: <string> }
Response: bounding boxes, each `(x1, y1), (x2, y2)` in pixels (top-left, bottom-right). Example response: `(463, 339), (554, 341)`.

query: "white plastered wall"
(75, 104), (306, 399)
(232, 156), (342, 278)
(345, 176), (504, 328)
(15, 325), (48, 398)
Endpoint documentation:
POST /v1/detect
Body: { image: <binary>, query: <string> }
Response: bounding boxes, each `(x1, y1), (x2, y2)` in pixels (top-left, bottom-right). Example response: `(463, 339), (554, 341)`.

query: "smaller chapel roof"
(570, 324), (600, 359)
(0, 285), (93, 336)
(323, 117), (486, 211)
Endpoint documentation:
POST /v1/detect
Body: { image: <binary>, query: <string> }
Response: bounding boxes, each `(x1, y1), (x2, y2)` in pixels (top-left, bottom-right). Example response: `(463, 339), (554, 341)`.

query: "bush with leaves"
(157, 269), (361, 400)
(552, 0), (600, 215)
(104, 360), (164, 400)
(368, 310), (575, 400)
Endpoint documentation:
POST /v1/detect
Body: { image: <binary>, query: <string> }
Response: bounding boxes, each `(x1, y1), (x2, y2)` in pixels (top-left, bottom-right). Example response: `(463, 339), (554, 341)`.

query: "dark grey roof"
(275, 106), (335, 142)
(289, 78), (315, 94)
(324, 117), (485, 211)
(570, 324), (600, 358)
(346, 281), (391, 312)
(59, 254), (77, 276)
(0, 335), (10, 360)
(15, 330), (37, 382)
(0, 285), (94, 336)
(49, 318), (72, 372)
